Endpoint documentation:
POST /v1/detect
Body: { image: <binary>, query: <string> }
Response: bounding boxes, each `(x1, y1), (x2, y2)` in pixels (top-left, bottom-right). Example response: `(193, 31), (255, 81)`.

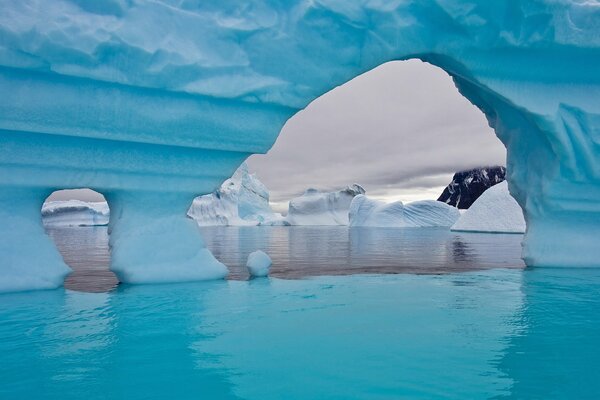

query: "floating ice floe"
(246, 250), (272, 278)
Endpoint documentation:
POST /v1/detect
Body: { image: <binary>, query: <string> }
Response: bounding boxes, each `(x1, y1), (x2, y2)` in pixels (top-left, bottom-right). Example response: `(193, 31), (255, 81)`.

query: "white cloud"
(248, 59), (506, 204)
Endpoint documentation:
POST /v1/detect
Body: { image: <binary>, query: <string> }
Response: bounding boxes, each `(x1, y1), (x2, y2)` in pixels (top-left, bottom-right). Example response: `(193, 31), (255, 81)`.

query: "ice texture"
(42, 200), (110, 227)
(188, 163), (286, 226)
(451, 182), (526, 234)
(286, 185), (365, 226)
(246, 250), (272, 278)
(1, 1), (599, 291)
(349, 195), (460, 228)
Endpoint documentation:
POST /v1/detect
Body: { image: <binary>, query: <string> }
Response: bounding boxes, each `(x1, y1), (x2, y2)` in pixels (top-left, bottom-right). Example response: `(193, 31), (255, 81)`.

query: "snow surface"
(349, 196), (460, 228)
(451, 182), (526, 234)
(246, 250), (272, 278)
(1, 1), (600, 291)
(286, 185), (365, 226)
(188, 163), (286, 226)
(42, 200), (109, 227)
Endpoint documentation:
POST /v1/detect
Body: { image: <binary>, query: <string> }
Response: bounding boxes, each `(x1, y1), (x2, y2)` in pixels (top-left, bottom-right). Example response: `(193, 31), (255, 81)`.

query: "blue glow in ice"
(1, 1), (600, 291)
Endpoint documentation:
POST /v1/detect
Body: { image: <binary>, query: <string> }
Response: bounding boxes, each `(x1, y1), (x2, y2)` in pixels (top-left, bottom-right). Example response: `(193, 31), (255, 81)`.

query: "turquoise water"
(2, 228), (599, 399)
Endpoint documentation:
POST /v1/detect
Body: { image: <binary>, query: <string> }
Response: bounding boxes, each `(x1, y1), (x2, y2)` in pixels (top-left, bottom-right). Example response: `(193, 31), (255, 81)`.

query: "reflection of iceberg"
(188, 163), (285, 226)
(497, 268), (600, 398)
(42, 200), (109, 227)
(200, 226), (524, 277)
(451, 182), (525, 234)
(286, 185), (365, 226)
(349, 195), (460, 228)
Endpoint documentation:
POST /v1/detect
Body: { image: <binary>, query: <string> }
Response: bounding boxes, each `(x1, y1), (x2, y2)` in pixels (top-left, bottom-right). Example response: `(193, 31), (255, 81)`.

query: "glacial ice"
(188, 163), (286, 226)
(286, 185), (365, 226)
(1, 0), (599, 291)
(349, 195), (461, 228)
(451, 182), (526, 234)
(246, 250), (272, 278)
(42, 200), (110, 227)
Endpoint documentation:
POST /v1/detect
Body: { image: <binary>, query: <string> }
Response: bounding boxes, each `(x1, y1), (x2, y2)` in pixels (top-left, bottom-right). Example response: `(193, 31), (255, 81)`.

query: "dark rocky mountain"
(438, 166), (506, 209)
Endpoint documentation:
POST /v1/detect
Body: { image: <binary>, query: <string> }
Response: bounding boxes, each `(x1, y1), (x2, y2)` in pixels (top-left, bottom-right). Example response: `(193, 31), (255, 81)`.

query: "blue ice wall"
(1, 0), (599, 291)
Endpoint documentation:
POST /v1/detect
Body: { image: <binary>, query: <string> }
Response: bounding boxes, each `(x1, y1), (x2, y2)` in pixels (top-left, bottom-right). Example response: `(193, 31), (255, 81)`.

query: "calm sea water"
(2, 226), (598, 399)
(46, 226), (525, 291)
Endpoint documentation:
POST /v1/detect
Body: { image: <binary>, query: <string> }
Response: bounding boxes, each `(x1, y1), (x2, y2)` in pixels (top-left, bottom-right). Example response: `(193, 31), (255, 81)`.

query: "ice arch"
(0, 1), (599, 292)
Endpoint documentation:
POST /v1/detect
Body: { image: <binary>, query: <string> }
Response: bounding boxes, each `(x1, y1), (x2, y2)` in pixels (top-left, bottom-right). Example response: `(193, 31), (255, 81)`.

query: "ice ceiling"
(0, 0), (599, 292)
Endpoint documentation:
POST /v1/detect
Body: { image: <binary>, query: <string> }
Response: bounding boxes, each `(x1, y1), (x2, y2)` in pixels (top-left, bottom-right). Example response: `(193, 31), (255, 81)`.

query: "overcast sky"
(49, 60), (506, 208)
(247, 60), (506, 212)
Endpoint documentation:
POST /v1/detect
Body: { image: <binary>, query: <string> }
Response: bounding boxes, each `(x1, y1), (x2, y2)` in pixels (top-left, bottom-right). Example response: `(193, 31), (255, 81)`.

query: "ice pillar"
(105, 190), (228, 284)
(0, 187), (71, 292)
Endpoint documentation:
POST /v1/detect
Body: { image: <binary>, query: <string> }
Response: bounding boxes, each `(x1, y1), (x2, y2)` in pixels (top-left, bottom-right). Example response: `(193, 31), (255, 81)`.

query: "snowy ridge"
(286, 184), (365, 226)
(349, 195), (460, 228)
(451, 182), (525, 234)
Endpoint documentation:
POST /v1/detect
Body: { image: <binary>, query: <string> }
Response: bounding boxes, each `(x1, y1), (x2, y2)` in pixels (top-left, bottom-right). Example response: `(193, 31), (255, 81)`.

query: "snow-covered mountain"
(451, 181), (525, 233)
(438, 166), (506, 209)
(188, 163), (286, 226)
(286, 184), (365, 226)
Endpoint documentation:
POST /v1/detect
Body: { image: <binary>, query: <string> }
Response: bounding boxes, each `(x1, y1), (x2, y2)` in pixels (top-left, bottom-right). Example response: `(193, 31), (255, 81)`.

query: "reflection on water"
(46, 226), (524, 292)
(1, 268), (599, 399)
(45, 227), (117, 292)
(202, 226), (525, 279)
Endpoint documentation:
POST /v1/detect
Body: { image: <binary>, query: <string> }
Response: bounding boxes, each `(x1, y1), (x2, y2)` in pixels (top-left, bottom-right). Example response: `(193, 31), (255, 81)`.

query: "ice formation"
(188, 163), (286, 226)
(1, 1), (599, 291)
(349, 196), (460, 228)
(42, 200), (110, 227)
(451, 182), (526, 234)
(246, 250), (272, 278)
(286, 185), (365, 226)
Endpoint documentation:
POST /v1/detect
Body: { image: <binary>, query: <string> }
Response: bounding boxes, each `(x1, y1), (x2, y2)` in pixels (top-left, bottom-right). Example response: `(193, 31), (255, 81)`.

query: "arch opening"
(249, 59), (516, 222)
(196, 59), (527, 277)
(43, 189), (117, 293)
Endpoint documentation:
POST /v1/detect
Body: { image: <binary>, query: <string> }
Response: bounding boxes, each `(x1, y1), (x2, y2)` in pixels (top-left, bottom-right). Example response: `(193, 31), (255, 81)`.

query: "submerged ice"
(1, 0), (599, 291)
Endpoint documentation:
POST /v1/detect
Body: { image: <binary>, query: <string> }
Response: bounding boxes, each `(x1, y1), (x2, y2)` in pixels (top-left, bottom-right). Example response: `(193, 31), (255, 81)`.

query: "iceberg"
(188, 163), (286, 226)
(42, 200), (110, 227)
(246, 250), (272, 278)
(349, 195), (460, 228)
(286, 185), (365, 226)
(0, 1), (599, 291)
(451, 182), (526, 234)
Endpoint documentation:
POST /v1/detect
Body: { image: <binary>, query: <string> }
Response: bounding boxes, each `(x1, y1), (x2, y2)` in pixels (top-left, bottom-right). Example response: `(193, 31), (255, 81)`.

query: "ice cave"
(0, 1), (599, 292)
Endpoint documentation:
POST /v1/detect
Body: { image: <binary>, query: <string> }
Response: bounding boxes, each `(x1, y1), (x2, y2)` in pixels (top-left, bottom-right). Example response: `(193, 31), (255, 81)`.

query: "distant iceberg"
(42, 200), (109, 227)
(451, 181), (525, 234)
(349, 195), (460, 228)
(286, 184), (365, 226)
(188, 163), (286, 226)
